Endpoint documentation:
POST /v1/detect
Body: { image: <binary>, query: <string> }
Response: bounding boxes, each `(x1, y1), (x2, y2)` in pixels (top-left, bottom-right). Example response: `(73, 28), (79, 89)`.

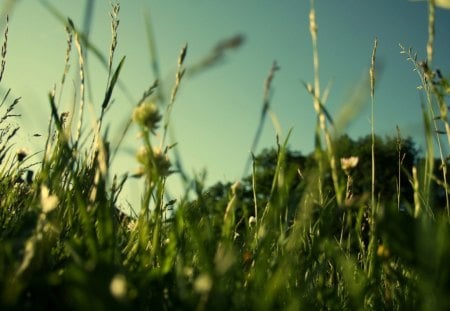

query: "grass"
(0, 1), (450, 310)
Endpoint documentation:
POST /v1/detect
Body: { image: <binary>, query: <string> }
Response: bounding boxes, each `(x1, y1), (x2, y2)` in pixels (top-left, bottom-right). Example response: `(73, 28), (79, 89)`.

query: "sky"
(1, 0), (450, 210)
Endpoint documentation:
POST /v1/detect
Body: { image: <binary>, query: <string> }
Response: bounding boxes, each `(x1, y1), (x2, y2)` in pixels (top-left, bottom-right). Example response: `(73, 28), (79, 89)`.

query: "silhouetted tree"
(195, 134), (421, 227)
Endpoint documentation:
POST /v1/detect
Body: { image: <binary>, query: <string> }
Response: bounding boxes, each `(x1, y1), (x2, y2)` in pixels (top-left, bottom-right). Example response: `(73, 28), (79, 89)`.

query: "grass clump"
(0, 2), (449, 310)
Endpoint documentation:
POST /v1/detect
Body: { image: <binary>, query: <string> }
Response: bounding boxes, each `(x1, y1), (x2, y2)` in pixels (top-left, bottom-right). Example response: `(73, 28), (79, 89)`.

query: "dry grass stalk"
(242, 61), (279, 177)
(170, 43), (188, 105)
(72, 21), (86, 146)
(0, 15), (8, 83)
(108, 2), (120, 80)
(161, 44), (187, 148)
(187, 34), (245, 77)
(61, 25), (73, 86)
(370, 37), (378, 210)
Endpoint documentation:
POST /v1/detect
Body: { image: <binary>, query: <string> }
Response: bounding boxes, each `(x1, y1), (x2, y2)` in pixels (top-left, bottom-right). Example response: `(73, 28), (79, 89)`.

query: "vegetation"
(0, 1), (450, 310)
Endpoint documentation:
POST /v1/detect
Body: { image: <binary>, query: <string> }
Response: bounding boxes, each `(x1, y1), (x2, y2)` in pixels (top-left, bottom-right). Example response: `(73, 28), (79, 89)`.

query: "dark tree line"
(191, 134), (448, 229)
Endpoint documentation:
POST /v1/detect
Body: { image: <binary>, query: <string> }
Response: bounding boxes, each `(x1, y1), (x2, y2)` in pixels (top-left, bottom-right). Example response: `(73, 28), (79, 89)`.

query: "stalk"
(367, 37), (378, 279)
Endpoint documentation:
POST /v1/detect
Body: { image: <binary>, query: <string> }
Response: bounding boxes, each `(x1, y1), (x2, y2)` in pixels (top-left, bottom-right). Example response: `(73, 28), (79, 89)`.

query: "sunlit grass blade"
(243, 61), (279, 178)
(101, 56), (125, 112)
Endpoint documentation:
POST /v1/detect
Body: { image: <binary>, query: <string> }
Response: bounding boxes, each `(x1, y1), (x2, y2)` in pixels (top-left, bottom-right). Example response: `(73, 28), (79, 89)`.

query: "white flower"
(340, 156), (359, 172)
(194, 273), (212, 294)
(40, 186), (59, 213)
(110, 274), (127, 300)
(249, 216), (257, 227)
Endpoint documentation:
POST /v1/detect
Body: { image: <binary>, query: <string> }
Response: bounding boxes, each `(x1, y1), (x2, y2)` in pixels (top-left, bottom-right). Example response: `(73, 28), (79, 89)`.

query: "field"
(0, 1), (449, 310)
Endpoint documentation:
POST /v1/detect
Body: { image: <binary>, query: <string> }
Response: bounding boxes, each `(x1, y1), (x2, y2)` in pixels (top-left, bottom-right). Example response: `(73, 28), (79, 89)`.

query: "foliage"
(0, 2), (449, 310)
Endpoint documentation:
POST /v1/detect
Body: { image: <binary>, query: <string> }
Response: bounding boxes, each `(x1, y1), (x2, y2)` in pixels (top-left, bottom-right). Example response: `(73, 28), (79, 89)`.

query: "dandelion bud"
(132, 101), (161, 133)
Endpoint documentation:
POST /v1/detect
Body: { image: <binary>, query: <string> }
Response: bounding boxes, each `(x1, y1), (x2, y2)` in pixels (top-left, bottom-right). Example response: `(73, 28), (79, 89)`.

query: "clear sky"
(1, 0), (450, 209)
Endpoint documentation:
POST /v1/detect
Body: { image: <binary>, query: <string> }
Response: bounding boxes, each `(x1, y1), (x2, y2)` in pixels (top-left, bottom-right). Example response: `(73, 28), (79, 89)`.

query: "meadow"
(0, 1), (449, 310)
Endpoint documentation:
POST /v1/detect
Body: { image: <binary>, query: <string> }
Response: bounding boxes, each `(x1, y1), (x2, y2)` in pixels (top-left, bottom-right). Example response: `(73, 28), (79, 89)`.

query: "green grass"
(0, 2), (449, 310)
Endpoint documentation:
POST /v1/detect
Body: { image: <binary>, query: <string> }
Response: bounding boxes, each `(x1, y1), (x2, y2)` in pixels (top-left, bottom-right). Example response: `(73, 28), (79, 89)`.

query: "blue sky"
(1, 0), (450, 207)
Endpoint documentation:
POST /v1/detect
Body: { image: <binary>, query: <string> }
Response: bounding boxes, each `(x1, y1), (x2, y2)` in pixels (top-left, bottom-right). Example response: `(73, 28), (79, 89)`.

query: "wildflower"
(132, 101), (161, 133)
(110, 274), (127, 300)
(136, 146), (149, 164)
(341, 156), (359, 203)
(194, 273), (212, 294)
(377, 244), (390, 259)
(136, 146), (171, 177)
(40, 185), (59, 213)
(340, 156), (359, 174)
(248, 216), (257, 227)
